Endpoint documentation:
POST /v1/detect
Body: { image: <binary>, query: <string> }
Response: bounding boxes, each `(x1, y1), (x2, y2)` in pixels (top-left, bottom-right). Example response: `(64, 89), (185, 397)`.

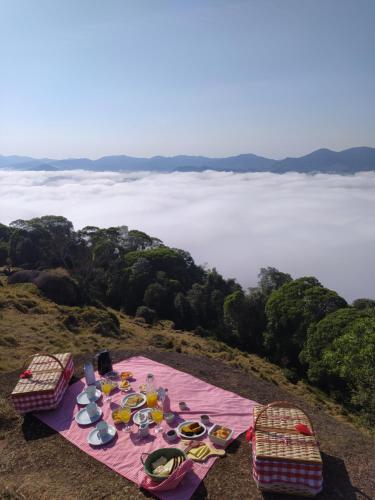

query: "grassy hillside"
(0, 276), (368, 432)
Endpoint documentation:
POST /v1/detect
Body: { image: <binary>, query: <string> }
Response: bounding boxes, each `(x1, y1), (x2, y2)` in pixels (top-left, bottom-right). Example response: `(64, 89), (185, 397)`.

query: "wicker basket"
(251, 400), (323, 497)
(11, 352), (74, 413)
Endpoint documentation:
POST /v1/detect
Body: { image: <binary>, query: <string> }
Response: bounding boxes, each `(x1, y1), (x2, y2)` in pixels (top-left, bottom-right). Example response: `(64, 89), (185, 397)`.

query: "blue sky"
(1, 0), (374, 159)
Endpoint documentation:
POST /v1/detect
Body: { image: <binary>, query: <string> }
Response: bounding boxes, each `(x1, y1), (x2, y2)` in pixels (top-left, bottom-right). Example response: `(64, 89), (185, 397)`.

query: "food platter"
(176, 420), (207, 439)
(133, 407), (154, 426)
(122, 392), (146, 409)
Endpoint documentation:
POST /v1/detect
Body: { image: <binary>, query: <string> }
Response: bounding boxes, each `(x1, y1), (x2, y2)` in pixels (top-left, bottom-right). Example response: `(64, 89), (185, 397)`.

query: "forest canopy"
(0, 215), (374, 424)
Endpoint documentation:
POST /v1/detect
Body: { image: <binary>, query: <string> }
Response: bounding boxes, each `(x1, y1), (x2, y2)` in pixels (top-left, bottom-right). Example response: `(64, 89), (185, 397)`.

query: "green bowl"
(141, 447), (186, 483)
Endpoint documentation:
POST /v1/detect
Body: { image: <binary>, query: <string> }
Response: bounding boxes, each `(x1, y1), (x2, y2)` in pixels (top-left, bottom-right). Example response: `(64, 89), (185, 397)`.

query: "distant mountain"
(0, 147), (374, 174)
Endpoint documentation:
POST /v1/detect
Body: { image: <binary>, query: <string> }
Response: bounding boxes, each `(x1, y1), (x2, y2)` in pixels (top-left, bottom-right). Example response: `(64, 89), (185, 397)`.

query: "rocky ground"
(1, 350), (374, 500)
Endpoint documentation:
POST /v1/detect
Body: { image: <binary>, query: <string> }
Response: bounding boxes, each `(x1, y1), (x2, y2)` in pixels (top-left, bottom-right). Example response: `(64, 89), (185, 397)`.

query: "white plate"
(87, 424), (117, 446)
(177, 420), (207, 439)
(133, 407), (154, 426)
(76, 389), (102, 405)
(122, 392), (146, 409)
(75, 406), (103, 425)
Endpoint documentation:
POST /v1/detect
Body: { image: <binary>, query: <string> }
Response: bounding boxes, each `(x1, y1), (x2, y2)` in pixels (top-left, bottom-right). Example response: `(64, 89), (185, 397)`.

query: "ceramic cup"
(85, 385), (97, 400)
(86, 402), (99, 419)
(200, 414), (210, 425)
(165, 429), (177, 443)
(96, 421), (108, 439)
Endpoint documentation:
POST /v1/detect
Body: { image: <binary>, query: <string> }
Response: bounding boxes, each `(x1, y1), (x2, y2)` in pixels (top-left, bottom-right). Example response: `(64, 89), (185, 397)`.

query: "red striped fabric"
(12, 357), (74, 413)
(252, 448), (323, 495)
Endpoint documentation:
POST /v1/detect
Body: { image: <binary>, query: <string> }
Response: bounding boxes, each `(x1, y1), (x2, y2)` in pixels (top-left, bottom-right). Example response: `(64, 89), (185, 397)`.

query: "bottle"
(162, 389), (171, 413)
(146, 373), (158, 407)
(84, 362), (96, 386)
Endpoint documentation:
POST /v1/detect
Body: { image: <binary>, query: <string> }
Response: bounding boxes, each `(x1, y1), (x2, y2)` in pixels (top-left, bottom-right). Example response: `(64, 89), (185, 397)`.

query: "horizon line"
(1, 145), (374, 163)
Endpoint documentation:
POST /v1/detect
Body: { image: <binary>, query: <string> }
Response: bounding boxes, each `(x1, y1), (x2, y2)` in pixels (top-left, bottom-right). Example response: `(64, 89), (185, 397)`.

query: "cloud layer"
(1, 170), (374, 301)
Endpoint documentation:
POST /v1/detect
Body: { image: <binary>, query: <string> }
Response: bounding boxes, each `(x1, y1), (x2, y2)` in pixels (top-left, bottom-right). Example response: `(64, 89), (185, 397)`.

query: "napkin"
(140, 459), (193, 492)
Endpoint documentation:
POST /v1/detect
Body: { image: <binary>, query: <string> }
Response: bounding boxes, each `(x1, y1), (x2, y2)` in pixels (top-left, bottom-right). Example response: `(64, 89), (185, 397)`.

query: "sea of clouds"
(1, 169), (374, 302)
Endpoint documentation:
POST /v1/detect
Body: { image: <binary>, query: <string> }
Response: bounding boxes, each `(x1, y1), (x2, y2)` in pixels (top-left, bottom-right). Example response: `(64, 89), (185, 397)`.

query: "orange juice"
(146, 391), (158, 408)
(102, 382), (112, 397)
(151, 408), (163, 424)
(119, 407), (131, 424)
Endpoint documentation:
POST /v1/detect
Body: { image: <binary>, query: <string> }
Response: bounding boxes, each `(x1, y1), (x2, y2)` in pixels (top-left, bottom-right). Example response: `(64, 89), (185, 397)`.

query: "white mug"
(97, 421), (108, 439)
(85, 385), (96, 400)
(86, 402), (98, 418)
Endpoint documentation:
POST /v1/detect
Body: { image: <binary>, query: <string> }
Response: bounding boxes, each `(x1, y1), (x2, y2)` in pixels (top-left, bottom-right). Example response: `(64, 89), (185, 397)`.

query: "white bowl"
(208, 424), (233, 447)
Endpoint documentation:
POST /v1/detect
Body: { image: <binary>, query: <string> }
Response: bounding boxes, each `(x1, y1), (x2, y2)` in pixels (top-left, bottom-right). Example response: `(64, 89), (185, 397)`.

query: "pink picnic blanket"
(35, 356), (256, 499)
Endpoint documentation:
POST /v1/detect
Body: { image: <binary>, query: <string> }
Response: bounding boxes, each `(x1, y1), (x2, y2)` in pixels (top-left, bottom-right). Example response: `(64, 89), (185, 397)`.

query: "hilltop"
(0, 216), (374, 427)
(0, 286), (374, 499)
(1, 146), (375, 174)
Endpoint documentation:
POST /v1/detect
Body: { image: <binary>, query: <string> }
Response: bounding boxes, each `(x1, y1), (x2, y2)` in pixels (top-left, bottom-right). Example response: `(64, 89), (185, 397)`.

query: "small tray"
(88, 424), (117, 446)
(122, 392), (146, 409)
(177, 421), (207, 440)
(76, 389), (102, 406)
(75, 406), (102, 425)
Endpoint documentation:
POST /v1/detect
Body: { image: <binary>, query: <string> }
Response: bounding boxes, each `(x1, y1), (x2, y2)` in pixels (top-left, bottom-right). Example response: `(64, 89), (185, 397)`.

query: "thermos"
(96, 349), (113, 376)
(84, 362), (96, 386)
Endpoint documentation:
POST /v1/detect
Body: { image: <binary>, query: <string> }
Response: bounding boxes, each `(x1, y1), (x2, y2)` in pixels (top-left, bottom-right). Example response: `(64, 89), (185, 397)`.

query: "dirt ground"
(0, 350), (374, 500)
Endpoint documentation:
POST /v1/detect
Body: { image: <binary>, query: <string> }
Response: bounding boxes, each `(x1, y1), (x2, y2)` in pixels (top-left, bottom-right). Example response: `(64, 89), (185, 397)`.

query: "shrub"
(34, 271), (80, 306)
(282, 368), (299, 384)
(136, 306), (156, 324)
(80, 307), (120, 338)
(150, 334), (174, 349)
(8, 270), (40, 284)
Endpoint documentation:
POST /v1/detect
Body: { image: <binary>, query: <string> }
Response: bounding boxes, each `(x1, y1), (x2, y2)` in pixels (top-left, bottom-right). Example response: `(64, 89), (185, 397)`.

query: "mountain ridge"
(0, 146), (374, 174)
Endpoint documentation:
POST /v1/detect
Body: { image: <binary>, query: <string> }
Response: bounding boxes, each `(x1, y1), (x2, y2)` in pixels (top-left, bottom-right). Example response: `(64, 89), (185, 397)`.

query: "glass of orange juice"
(119, 406), (132, 432)
(102, 379), (113, 402)
(146, 391), (158, 408)
(151, 407), (164, 433)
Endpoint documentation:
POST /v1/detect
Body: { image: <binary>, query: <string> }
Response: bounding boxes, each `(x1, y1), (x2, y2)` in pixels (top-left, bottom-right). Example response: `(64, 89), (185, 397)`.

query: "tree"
(258, 267), (292, 297)
(264, 277), (347, 368)
(143, 282), (168, 313)
(352, 298), (375, 310)
(174, 292), (194, 329)
(0, 242), (8, 265)
(301, 308), (375, 424)
(223, 290), (246, 344)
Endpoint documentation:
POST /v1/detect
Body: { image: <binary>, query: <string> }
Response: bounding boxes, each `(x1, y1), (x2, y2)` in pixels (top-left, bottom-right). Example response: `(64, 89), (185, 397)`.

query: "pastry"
(181, 422), (204, 435)
(213, 426), (231, 439)
(126, 394), (143, 407)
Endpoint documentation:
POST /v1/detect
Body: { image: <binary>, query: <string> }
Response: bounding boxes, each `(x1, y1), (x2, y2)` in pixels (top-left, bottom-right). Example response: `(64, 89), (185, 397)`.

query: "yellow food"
(112, 409), (122, 424)
(120, 371), (133, 380)
(181, 422), (204, 435)
(125, 394), (143, 407)
(213, 426), (231, 439)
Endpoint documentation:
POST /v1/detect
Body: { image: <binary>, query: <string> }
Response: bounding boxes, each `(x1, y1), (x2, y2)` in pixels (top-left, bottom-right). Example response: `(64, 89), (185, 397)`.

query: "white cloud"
(1, 169), (374, 301)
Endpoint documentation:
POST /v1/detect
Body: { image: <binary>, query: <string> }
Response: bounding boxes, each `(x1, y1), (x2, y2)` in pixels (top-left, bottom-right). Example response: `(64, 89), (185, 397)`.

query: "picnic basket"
(250, 400), (323, 497)
(11, 352), (74, 414)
